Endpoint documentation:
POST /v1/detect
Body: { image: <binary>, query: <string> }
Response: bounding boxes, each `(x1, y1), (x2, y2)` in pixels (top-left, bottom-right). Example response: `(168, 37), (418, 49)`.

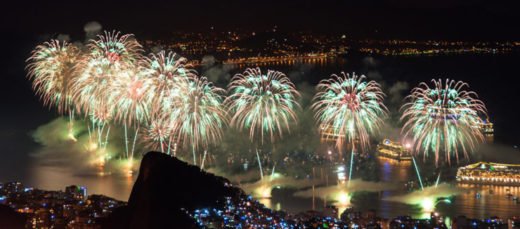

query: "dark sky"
(2, 0), (519, 40)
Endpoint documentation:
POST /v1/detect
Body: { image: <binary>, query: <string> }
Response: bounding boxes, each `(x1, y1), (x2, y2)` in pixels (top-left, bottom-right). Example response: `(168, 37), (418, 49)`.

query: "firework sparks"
(71, 31), (142, 117)
(70, 31), (144, 161)
(143, 118), (174, 153)
(227, 67), (299, 179)
(312, 72), (387, 151)
(27, 39), (80, 114)
(166, 76), (228, 164)
(88, 30), (142, 65)
(226, 67), (300, 143)
(312, 73), (386, 181)
(401, 79), (487, 165)
(110, 67), (153, 126)
(140, 51), (192, 117)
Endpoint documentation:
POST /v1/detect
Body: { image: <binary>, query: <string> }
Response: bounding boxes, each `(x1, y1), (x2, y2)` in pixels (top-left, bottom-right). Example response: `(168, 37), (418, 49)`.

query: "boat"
(376, 139), (412, 161)
(456, 162), (520, 185)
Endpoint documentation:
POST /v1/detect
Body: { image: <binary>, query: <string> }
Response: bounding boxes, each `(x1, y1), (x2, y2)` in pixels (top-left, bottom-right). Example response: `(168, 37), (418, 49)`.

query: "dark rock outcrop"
(101, 151), (241, 229)
(0, 204), (26, 229)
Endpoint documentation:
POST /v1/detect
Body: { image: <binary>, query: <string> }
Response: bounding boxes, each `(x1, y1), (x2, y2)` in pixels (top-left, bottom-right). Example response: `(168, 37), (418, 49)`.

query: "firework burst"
(69, 31), (144, 162)
(226, 67), (300, 143)
(88, 30), (142, 65)
(71, 31), (142, 117)
(110, 67), (153, 126)
(166, 76), (228, 164)
(401, 79), (487, 165)
(312, 72), (387, 151)
(140, 51), (192, 117)
(143, 118), (174, 153)
(27, 40), (80, 114)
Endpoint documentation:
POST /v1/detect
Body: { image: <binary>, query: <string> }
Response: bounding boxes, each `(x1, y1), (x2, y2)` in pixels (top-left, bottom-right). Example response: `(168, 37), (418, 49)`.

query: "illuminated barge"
(376, 139), (412, 161)
(477, 119), (494, 143)
(319, 124), (344, 143)
(456, 162), (520, 185)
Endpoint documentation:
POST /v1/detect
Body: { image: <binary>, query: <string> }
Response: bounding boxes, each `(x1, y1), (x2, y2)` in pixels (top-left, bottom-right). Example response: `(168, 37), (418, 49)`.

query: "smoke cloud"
(382, 183), (462, 206)
(83, 21), (102, 41)
(30, 117), (131, 175)
(294, 179), (399, 199)
(472, 143), (520, 164)
(362, 57), (379, 68)
(377, 81), (410, 141)
(240, 174), (324, 198)
(388, 81), (409, 105)
(200, 55), (235, 87)
(31, 118), (92, 170)
(207, 167), (261, 184)
(287, 63), (314, 83)
(56, 34), (71, 42)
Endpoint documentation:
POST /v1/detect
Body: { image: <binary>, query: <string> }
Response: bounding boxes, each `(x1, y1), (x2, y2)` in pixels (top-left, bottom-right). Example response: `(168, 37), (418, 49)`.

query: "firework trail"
(412, 156), (425, 190)
(27, 40), (81, 140)
(139, 51), (195, 158)
(165, 76), (227, 165)
(227, 67), (300, 178)
(312, 72), (387, 180)
(71, 31), (142, 118)
(109, 67), (154, 161)
(71, 31), (143, 159)
(401, 79), (487, 165)
(26, 31), (223, 173)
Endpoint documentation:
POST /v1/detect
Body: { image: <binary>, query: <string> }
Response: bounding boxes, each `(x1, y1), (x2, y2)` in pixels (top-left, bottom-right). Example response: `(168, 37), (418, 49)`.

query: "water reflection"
(260, 157), (520, 219)
(24, 155), (520, 219)
(28, 164), (135, 201)
(450, 184), (520, 219)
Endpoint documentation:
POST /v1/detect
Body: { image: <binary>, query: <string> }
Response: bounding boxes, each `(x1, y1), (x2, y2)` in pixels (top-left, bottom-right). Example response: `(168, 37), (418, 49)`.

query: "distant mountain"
(101, 151), (242, 228)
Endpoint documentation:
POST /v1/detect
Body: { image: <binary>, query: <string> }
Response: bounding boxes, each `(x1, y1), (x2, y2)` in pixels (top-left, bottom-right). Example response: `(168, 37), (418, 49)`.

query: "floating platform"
(456, 162), (520, 185)
(376, 139), (412, 161)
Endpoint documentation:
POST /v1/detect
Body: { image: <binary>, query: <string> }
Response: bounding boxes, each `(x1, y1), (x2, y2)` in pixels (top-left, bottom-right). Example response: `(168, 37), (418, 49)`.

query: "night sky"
(2, 0), (519, 39)
(2, 0), (518, 104)
(0, 0), (519, 178)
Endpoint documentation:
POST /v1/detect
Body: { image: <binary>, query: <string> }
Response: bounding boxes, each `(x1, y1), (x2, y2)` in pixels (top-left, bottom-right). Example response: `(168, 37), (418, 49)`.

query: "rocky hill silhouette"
(101, 151), (242, 228)
(0, 204), (26, 229)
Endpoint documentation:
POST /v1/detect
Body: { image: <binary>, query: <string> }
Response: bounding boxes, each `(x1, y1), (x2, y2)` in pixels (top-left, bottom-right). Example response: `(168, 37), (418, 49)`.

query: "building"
(65, 185), (87, 200)
(0, 182), (125, 228)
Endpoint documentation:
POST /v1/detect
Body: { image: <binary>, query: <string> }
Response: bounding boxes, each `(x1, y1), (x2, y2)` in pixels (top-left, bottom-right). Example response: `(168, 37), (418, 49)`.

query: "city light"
(10, 6), (520, 227)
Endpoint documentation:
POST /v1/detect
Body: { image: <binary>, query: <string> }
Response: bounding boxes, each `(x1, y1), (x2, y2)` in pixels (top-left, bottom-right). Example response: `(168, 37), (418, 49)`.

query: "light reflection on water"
(23, 156), (520, 219)
(2, 54), (518, 224)
(378, 158), (520, 219)
(28, 164), (135, 201)
(260, 159), (520, 221)
(447, 184), (520, 219)
(262, 157), (520, 219)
